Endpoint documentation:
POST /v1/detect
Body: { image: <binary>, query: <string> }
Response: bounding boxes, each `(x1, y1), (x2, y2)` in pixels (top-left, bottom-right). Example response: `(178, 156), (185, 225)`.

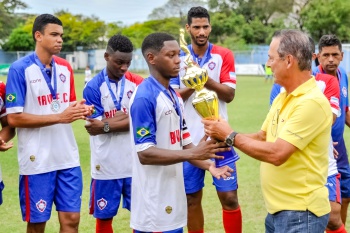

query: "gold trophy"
(179, 28), (219, 120)
(179, 28), (239, 167)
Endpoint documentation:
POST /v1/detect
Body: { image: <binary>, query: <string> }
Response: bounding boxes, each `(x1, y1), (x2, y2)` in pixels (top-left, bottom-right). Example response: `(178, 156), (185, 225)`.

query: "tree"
(300, 0), (350, 42)
(0, 0), (28, 40)
(148, 0), (207, 25)
(2, 27), (33, 51)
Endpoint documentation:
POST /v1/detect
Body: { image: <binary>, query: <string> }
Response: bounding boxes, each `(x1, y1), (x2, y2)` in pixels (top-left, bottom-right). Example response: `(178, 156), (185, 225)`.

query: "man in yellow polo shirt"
(202, 29), (332, 232)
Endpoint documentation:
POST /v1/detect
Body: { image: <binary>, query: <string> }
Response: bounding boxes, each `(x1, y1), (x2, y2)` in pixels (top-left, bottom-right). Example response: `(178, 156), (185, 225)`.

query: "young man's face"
(186, 17), (211, 47)
(35, 23), (63, 55)
(317, 45), (343, 74)
(153, 40), (181, 79)
(105, 50), (132, 80)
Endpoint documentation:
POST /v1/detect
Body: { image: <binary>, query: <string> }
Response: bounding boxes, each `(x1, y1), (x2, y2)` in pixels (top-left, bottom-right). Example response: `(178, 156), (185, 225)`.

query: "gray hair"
(272, 29), (312, 71)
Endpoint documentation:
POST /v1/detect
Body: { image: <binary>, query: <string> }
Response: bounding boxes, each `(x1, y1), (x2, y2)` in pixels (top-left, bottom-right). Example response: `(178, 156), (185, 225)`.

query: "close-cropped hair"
(32, 14), (62, 42)
(187, 6), (210, 25)
(272, 29), (312, 71)
(318, 34), (342, 52)
(141, 32), (175, 58)
(106, 34), (134, 53)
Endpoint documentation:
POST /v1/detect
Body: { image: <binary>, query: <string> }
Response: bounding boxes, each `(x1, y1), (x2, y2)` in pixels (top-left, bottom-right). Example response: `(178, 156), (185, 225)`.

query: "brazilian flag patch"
(136, 127), (150, 138)
(6, 93), (16, 102)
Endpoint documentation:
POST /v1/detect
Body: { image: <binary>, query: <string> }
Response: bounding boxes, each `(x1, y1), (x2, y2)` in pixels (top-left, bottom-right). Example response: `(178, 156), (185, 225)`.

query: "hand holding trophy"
(179, 28), (239, 167)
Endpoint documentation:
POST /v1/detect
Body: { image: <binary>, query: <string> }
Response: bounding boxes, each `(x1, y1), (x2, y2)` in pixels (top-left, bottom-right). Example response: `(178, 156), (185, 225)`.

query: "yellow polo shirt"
(261, 77), (332, 216)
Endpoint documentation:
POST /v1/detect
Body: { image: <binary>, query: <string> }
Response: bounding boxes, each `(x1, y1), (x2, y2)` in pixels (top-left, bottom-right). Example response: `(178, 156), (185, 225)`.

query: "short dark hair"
(32, 14), (62, 42)
(272, 29), (312, 71)
(318, 34), (342, 52)
(141, 32), (175, 58)
(106, 34), (133, 53)
(187, 6), (210, 25)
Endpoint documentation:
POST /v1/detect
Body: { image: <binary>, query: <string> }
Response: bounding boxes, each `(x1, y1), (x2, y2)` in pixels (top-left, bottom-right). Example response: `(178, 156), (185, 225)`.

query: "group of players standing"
(0, 4), (350, 233)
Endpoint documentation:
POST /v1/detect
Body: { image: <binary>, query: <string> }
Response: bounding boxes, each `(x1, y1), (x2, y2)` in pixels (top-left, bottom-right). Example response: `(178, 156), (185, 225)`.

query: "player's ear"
(147, 52), (156, 65)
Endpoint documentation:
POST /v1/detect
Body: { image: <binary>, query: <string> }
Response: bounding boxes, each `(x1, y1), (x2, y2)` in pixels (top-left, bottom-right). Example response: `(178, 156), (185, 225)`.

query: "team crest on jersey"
(208, 62), (216, 70)
(97, 198), (107, 210)
(342, 86), (348, 97)
(127, 90), (133, 99)
(59, 73), (66, 83)
(136, 127), (150, 138)
(6, 93), (16, 102)
(36, 199), (47, 212)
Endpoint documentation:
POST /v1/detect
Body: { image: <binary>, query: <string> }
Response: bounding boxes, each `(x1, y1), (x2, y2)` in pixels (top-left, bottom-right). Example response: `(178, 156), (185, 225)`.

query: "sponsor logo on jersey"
(127, 90), (133, 99)
(37, 93), (69, 106)
(224, 176), (235, 181)
(137, 127), (150, 138)
(170, 129), (181, 144)
(97, 198), (107, 210)
(59, 73), (66, 83)
(229, 72), (236, 81)
(36, 199), (47, 212)
(30, 78), (41, 84)
(6, 93), (16, 102)
(342, 86), (347, 98)
(208, 61), (216, 70)
(165, 109), (173, 115)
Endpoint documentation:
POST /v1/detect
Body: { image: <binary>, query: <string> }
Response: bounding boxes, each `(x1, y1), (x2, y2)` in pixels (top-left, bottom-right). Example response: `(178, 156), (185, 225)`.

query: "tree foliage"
(0, 0), (27, 40)
(300, 0), (350, 41)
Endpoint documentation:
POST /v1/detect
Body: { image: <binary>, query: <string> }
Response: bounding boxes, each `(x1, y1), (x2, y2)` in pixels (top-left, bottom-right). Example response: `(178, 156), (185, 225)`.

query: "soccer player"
(0, 81), (16, 206)
(204, 29), (331, 232)
(129, 32), (233, 233)
(170, 6), (241, 233)
(313, 35), (350, 229)
(5, 14), (92, 233)
(270, 37), (346, 233)
(83, 34), (143, 233)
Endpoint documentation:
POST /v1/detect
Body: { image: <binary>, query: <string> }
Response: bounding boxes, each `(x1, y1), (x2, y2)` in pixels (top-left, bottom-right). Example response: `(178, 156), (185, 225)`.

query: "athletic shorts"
(133, 227), (183, 233)
(19, 166), (83, 223)
(0, 181), (4, 205)
(89, 177), (131, 219)
(183, 160), (238, 194)
(326, 173), (341, 203)
(337, 165), (350, 198)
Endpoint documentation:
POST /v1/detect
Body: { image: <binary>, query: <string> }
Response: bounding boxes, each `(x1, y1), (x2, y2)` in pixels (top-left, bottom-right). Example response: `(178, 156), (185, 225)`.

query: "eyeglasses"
(271, 109), (280, 137)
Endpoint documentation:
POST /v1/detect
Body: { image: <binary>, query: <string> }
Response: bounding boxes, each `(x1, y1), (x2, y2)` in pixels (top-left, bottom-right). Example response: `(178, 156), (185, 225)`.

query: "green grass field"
(0, 74), (349, 232)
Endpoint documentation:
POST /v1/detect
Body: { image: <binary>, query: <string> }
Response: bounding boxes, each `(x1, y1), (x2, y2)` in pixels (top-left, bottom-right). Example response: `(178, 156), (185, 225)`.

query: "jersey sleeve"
(5, 65), (26, 113)
(130, 96), (157, 152)
(219, 50), (236, 89)
(83, 83), (103, 119)
(324, 76), (340, 117)
(270, 84), (282, 106)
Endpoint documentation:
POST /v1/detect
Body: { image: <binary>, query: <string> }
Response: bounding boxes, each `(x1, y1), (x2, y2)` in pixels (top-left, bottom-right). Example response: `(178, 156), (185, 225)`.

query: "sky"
(16, 0), (169, 25)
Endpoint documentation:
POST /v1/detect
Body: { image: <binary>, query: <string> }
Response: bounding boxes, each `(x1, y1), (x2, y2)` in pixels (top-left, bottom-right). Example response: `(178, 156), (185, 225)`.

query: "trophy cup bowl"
(179, 28), (239, 167)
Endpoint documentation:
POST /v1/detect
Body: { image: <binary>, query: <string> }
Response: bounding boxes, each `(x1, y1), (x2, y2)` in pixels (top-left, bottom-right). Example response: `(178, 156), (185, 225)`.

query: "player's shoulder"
(125, 71), (144, 85)
(315, 73), (337, 82)
(10, 53), (34, 70)
(211, 44), (233, 55)
(53, 55), (72, 68)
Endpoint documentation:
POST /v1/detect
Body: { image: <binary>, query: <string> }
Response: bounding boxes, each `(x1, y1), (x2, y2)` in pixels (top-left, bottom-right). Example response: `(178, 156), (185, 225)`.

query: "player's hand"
(76, 99), (94, 116)
(202, 118), (233, 141)
(208, 163), (233, 180)
(59, 99), (93, 123)
(191, 135), (230, 160)
(85, 118), (104, 136)
(0, 138), (14, 151)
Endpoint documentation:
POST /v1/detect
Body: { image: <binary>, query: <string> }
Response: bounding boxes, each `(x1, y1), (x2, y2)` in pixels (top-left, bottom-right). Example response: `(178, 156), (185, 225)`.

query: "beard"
(190, 33), (209, 47)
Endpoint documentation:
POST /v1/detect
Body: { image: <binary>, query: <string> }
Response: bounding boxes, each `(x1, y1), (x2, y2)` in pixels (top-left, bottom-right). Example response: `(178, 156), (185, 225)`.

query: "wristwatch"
(225, 131), (238, 146)
(103, 122), (110, 133)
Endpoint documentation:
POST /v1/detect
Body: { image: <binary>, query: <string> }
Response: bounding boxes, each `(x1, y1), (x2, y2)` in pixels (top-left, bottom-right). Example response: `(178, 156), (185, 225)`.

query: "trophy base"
(215, 147), (240, 167)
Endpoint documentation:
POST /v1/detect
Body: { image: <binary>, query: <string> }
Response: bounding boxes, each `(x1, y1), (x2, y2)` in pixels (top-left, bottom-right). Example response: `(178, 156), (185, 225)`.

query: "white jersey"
(83, 69), (143, 179)
(170, 43), (236, 144)
(6, 53), (79, 175)
(129, 76), (192, 232)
